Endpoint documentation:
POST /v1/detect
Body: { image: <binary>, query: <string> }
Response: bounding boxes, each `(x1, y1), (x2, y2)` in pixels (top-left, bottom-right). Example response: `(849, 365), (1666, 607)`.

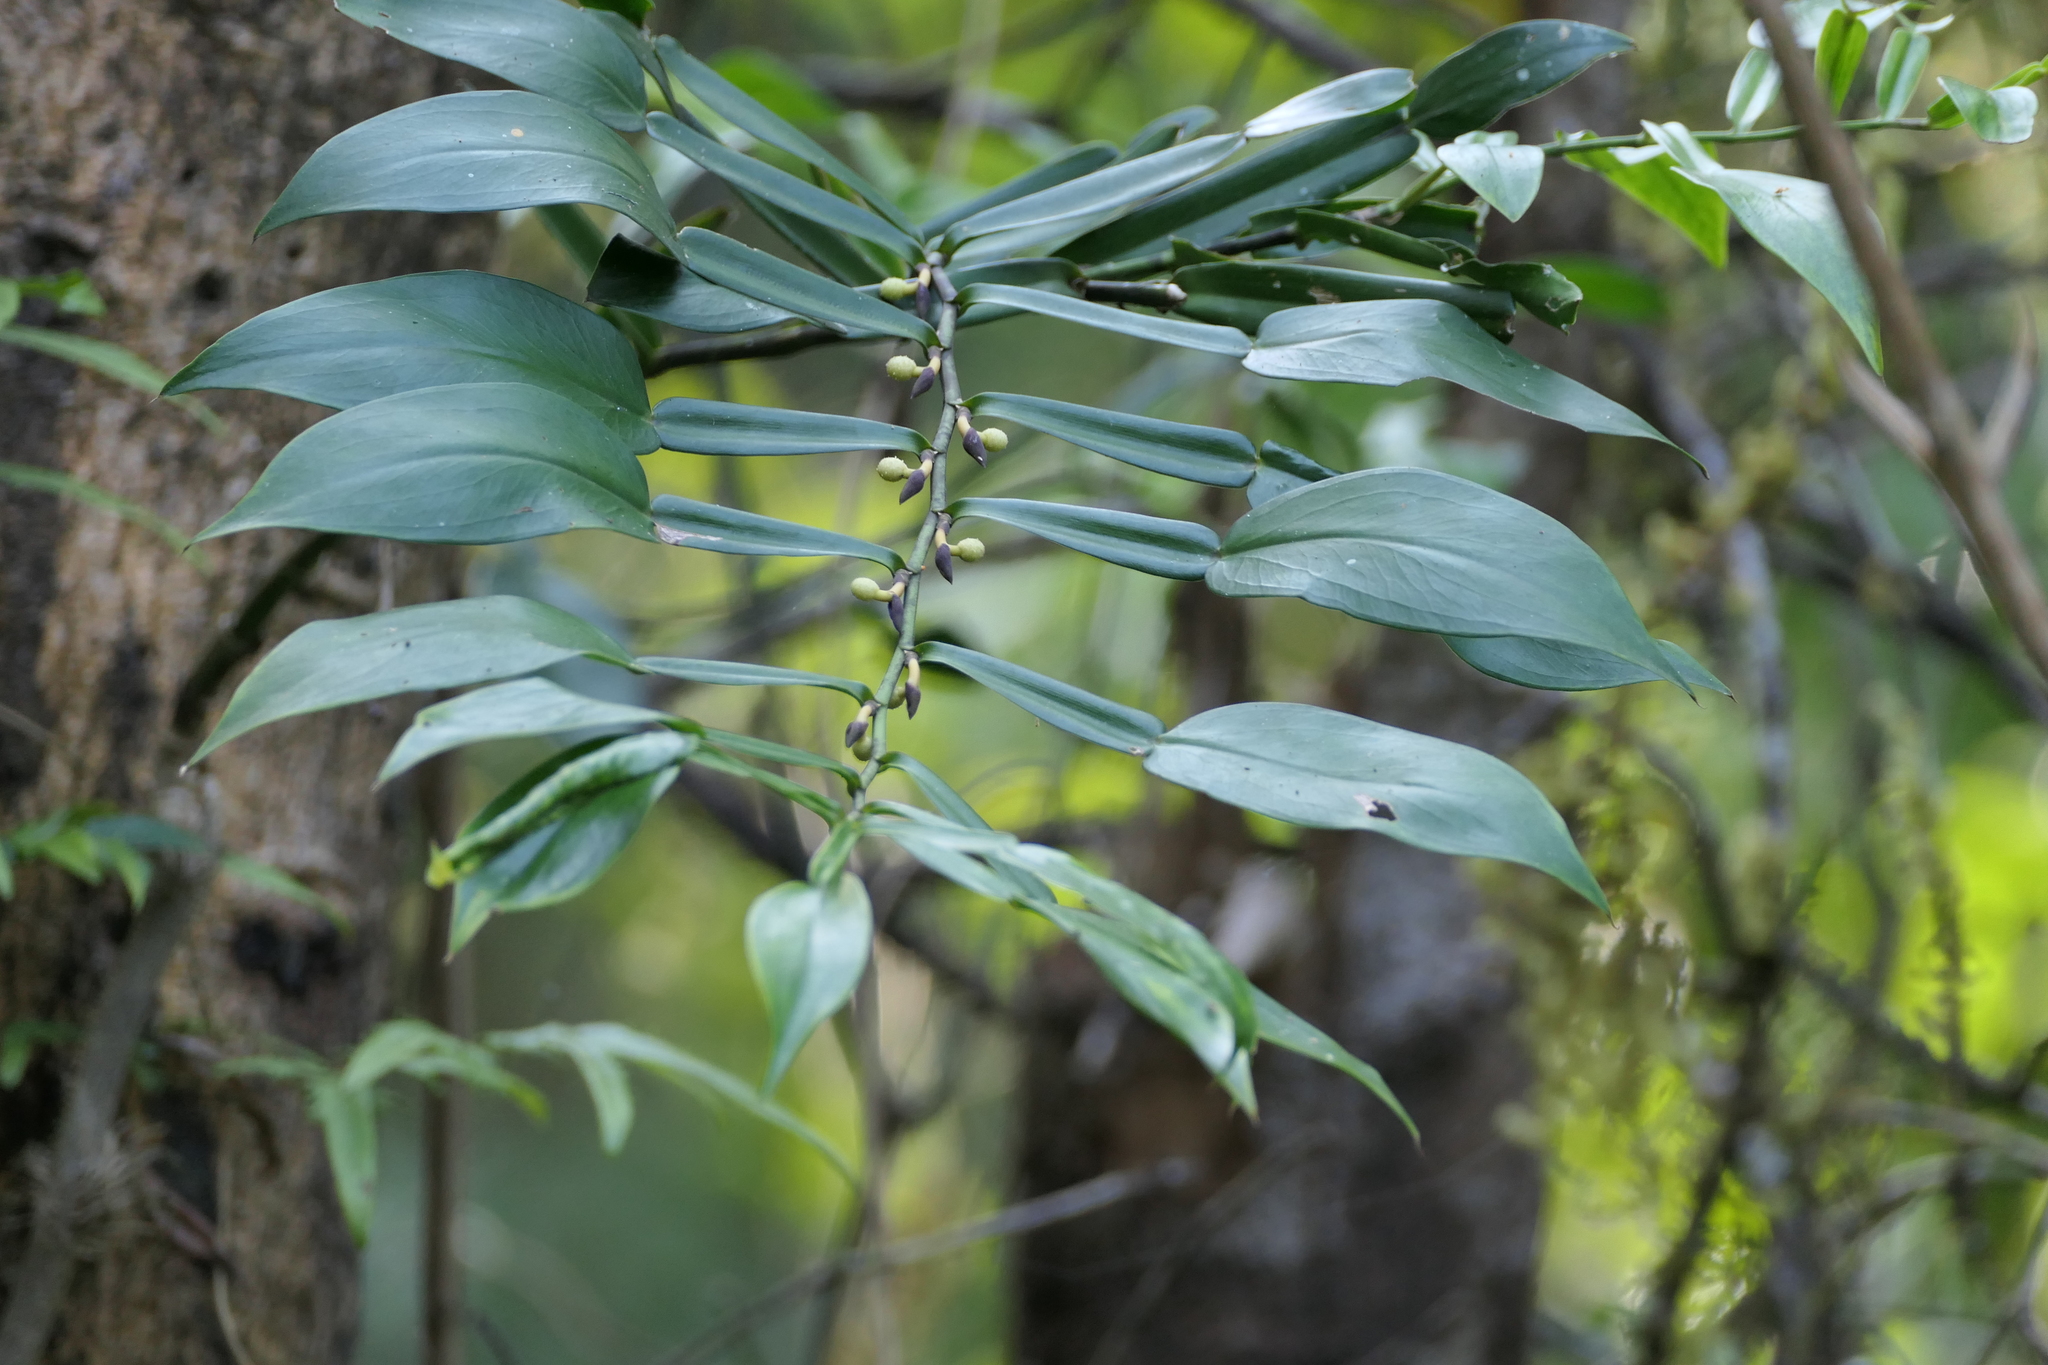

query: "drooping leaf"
(652, 397), (924, 456)
(1726, 47), (1781, 132)
(2, 326), (224, 432)
(1935, 77), (2038, 145)
(308, 1075), (380, 1243)
(678, 228), (935, 345)
(1445, 635), (1729, 695)
(649, 494), (903, 569)
(1245, 69), (1416, 138)
(193, 596), (633, 762)
(946, 498), (1219, 580)
(487, 1023), (638, 1153)
(1121, 107), (1219, 159)
(0, 461), (201, 561)
(585, 236), (798, 334)
(1253, 989), (1414, 1138)
(690, 746), (845, 822)
(746, 874), (874, 1091)
(339, 1020), (545, 1118)
(198, 383), (656, 546)
(916, 642), (1164, 755)
(335, 0), (647, 130)
(258, 91), (676, 248)
(964, 392), (1255, 486)
(634, 656), (873, 704)
(165, 271), (657, 453)
(1875, 29), (1930, 121)
(1207, 468), (1684, 689)
(1566, 142), (1729, 269)
(1440, 135), (1544, 222)
(954, 283), (1250, 356)
(1408, 20), (1633, 139)
(1143, 702), (1606, 908)
(1172, 261), (1514, 336)
(1244, 301), (1678, 446)
(919, 142), (1121, 238)
(378, 678), (676, 784)
(1450, 259), (1584, 331)
(946, 134), (1246, 258)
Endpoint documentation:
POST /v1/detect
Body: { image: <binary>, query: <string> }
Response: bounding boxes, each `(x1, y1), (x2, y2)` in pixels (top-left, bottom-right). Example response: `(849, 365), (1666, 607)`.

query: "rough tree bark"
(1013, 4), (1642, 1362)
(0, 3), (488, 1360)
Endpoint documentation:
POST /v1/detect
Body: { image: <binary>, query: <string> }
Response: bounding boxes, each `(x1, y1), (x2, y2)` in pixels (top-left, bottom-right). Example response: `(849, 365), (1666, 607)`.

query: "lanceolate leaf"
(1245, 69), (1415, 138)
(1122, 107), (1219, 159)
(915, 642), (1163, 755)
(919, 142), (1121, 238)
(634, 657), (874, 704)
(739, 188), (893, 286)
(1726, 47), (1782, 132)
(964, 393), (1256, 486)
(380, 678), (677, 784)
(1875, 29), (1929, 122)
(1244, 301), (1677, 446)
(650, 494), (903, 569)
(193, 596), (633, 763)
(1566, 143), (1729, 269)
(1253, 989), (1414, 1138)
(585, 237), (799, 334)
(947, 134), (1246, 259)
(1171, 262), (1515, 336)
(1408, 21), (1633, 139)
(1445, 635), (1730, 695)
(336, 0), (648, 131)
(1206, 468), (1684, 689)
(956, 284), (1250, 357)
(258, 91), (676, 248)
(165, 271), (657, 453)
(652, 397), (924, 456)
(1143, 702), (1606, 908)
(679, 228), (935, 345)
(746, 875), (874, 1091)
(947, 498), (1219, 580)
(198, 383), (656, 547)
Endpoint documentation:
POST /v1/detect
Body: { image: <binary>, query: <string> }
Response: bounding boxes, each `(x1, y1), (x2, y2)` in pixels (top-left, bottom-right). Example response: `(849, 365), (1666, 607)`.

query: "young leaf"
(652, 397), (924, 456)
(1934, 77), (2038, 145)
(1438, 135), (1544, 222)
(335, 0), (648, 131)
(1207, 468), (1686, 690)
(198, 382), (657, 546)
(649, 494), (904, 569)
(1408, 21), (1633, 139)
(946, 498), (1219, 580)
(1143, 702), (1606, 909)
(946, 134), (1246, 255)
(953, 284), (1250, 357)
(1726, 48), (1782, 133)
(378, 678), (677, 785)
(487, 1023), (638, 1154)
(193, 596), (634, 763)
(1172, 261), (1515, 336)
(1445, 635), (1730, 695)
(258, 91), (676, 248)
(165, 271), (657, 454)
(585, 236), (799, 334)
(919, 142), (1121, 238)
(339, 1020), (545, 1119)
(1813, 6), (1870, 115)
(915, 642), (1164, 755)
(1253, 989), (1414, 1139)
(1875, 29), (1930, 121)
(679, 228), (935, 345)
(1245, 69), (1415, 138)
(1244, 300), (1678, 446)
(634, 657), (874, 704)
(964, 392), (1256, 486)
(746, 874), (874, 1091)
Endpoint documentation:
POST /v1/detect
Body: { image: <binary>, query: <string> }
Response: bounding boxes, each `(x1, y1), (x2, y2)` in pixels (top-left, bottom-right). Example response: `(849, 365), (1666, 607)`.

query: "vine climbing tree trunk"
(0, 2), (489, 1360)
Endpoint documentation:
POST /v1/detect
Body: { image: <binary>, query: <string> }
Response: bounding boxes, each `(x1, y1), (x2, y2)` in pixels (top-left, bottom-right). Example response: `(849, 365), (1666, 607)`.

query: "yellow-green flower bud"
(889, 677), (908, 708)
(875, 455), (912, 482)
(851, 732), (875, 761)
(884, 354), (922, 381)
(953, 537), (986, 563)
(980, 426), (1010, 453)
(850, 576), (886, 601)
(878, 277), (918, 301)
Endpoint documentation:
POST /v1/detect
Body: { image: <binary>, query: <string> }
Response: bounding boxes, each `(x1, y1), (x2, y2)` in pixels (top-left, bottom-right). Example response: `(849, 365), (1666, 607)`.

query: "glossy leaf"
(1246, 69), (1415, 138)
(258, 91), (675, 247)
(679, 228), (935, 345)
(1207, 468), (1683, 688)
(335, 0), (647, 130)
(1439, 136), (1543, 222)
(946, 134), (1245, 254)
(1143, 702), (1605, 908)
(1254, 988), (1413, 1138)
(650, 494), (903, 569)
(738, 187), (894, 286)
(378, 678), (675, 784)
(1445, 635), (1730, 695)
(1451, 260), (1584, 331)
(634, 656), (873, 704)
(1936, 77), (2038, 145)
(653, 397), (923, 456)
(1875, 29), (1930, 121)
(964, 392), (1255, 486)
(1726, 47), (1781, 132)
(920, 142), (1120, 238)
(1122, 107), (1219, 158)
(1172, 261), (1514, 336)
(585, 237), (799, 334)
(946, 498), (1219, 580)
(1244, 301), (1678, 446)
(746, 874), (873, 1091)
(916, 642), (1163, 755)
(1566, 142), (1728, 269)
(1409, 21), (1633, 139)
(166, 271), (656, 453)
(1814, 7), (1869, 115)
(955, 283), (1249, 356)
(199, 383), (655, 547)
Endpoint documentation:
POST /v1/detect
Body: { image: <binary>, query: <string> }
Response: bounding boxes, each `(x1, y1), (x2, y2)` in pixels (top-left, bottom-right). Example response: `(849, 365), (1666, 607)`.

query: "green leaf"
(746, 874), (873, 1091)
(0, 462), (200, 562)
(378, 678), (676, 784)
(1143, 702), (1606, 908)
(0, 281), (18, 330)
(634, 656), (874, 704)
(487, 1023), (638, 1154)
(1121, 107), (1218, 159)
(1245, 69), (1415, 138)
(1409, 20), (1633, 139)
(1450, 260), (1584, 331)
(1566, 142), (1728, 269)
(678, 228), (934, 345)
(964, 392), (1255, 486)
(954, 283), (1249, 357)
(579, 0), (651, 22)
(1, 325), (223, 432)
(198, 383), (656, 546)
(920, 142), (1121, 238)
(585, 235), (798, 333)
(645, 113), (919, 259)
(308, 1074), (380, 1244)
(915, 642), (1163, 755)
(193, 596), (633, 763)
(1935, 77), (2038, 145)
(1244, 301), (1678, 447)
(649, 493), (903, 569)
(1875, 29), (1930, 122)
(652, 397), (924, 456)
(1445, 635), (1730, 695)
(1530, 254), (1663, 324)
(1206, 468), (1684, 689)
(1814, 7), (1870, 115)
(340, 1020), (546, 1119)
(1172, 261), (1514, 337)
(166, 271), (656, 453)
(1253, 989), (1414, 1139)
(734, 188), (892, 286)
(946, 134), (1246, 258)
(946, 497), (1218, 580)
(1292, 208), (1453, 270)
(1726, 47), (1781, 133)
(876, 754), (991, 831)
(1439, 135), (1543, 222)
(1248, 440), (1337, 507)
(257, 91), (676, 248)
(690, 747), (845, 823)
(335, 0), (647, 131)
(1069, 923), (1249, 1102)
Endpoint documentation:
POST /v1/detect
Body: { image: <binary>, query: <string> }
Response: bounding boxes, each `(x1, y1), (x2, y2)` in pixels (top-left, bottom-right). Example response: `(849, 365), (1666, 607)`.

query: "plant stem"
(1537, 115), (1929, 156)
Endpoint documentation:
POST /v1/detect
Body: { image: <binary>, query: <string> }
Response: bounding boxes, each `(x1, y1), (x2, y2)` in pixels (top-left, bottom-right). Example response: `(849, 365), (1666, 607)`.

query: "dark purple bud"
(905, 681), (922, 718)
(897, 467), (927, 503)
(915, 280), (930, 315)
(910, 366), (935, 400)
(962, 427), (987, 466)
(887, 592), (905, 633)
(935, 541), (954, 583)
(844, 713), (870, 748)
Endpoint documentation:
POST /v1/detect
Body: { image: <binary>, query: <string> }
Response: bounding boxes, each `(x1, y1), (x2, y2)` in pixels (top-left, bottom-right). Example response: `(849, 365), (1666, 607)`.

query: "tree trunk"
(0, 3), (488, 1360)
(1012, 5), (1640, 1362)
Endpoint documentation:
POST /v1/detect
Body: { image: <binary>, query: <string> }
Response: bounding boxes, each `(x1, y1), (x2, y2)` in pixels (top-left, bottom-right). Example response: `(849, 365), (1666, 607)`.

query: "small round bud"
(878, 277), (918, 301)
(954, 537), (986, 563)
(980, 426), (1010, 453)
(875, 455), (912, 482)
(850, 576), (885, 601)
(851, 733), (875, 762)
(889, 677), (909, 709)
(885, 354), (922, 381)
